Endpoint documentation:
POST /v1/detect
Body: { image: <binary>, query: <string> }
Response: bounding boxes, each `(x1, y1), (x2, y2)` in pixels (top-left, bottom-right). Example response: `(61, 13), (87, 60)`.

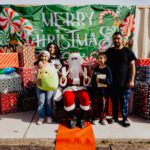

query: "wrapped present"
(135, 66), (150, 82)
(0, 72), (21, 94)
(17, 67), (35, 88)
(135, 59), (150, 66)
(134, 81), (150, 119)
(0, 93), (17, 114)
(0, 53), (19, 69)
(17, 87), (37, 111)
(19, 46), (35, 67)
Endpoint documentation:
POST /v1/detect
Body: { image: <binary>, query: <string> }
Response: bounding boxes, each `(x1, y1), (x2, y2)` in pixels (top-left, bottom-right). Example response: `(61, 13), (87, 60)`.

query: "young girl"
(33, 50), (58, 125)
(92, 52), (112, 125)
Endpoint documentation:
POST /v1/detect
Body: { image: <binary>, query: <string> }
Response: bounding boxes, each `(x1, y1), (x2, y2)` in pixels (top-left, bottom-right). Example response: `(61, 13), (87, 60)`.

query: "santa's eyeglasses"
(71, 57), (78, 60)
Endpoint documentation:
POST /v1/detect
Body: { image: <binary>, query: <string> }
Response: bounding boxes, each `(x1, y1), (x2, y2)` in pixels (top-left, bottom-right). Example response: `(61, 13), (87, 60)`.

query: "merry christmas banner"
(0, 5), (135, 58)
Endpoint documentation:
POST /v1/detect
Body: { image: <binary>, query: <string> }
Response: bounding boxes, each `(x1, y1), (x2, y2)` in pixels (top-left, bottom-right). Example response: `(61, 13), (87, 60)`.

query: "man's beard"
(69, 60), (82, 78)
(114, 43), (120, 47)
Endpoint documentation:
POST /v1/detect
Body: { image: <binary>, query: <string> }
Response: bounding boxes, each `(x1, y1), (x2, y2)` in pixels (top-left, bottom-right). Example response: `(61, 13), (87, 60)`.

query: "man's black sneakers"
(77, 119), (85, 128)
(68, 119), (76, 129)
(108, 118), (118, 124)
(122, 119), (130, 127)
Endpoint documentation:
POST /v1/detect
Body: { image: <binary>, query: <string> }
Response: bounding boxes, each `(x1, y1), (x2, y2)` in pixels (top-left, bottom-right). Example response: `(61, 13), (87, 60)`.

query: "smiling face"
(98, 54), (107, 66)
(39, 52), (49, 62)
(113, 34), (123, 49)
(48, 44), (59, 59)
(49, 44), (56, 54)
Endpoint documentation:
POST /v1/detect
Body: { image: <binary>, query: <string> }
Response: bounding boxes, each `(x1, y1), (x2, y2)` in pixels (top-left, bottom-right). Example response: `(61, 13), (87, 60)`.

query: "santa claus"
(60, 52), (91, 128)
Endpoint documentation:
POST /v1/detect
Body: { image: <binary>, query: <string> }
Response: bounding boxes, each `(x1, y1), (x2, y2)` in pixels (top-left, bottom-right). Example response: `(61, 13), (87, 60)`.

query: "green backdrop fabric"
(0, 5), (135, 58)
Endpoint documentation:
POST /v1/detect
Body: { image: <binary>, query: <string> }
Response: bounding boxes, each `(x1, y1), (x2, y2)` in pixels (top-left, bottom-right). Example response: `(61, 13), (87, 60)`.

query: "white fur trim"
(60, 67), (69, 87)
(70, 52), (81, 58)
(63, 86), (86, 93)
(80, 104), (90, 111)
(64, 104), (75, 111)
(60, 76), (67, 87)
(54, 88), (62, 101)
(67, 52), (83, 64)
(83, 76), (91, 86)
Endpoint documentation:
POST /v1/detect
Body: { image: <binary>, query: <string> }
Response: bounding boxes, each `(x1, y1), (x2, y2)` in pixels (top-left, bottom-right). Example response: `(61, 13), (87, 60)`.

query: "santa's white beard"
(69, 60), (82, 78)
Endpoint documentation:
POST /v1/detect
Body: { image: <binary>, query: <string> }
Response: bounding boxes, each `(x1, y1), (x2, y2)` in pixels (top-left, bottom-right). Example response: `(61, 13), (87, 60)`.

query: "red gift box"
(17, 67), (35, 88)
(135, 59), (150, 66)
(19, 46), (35, 67)
(0, 93), (17, 114)
(17, 87), (37, 112)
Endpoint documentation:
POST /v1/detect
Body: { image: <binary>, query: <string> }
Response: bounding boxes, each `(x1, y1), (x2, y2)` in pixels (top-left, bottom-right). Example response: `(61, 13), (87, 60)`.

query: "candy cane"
(99, 10), (117, 25)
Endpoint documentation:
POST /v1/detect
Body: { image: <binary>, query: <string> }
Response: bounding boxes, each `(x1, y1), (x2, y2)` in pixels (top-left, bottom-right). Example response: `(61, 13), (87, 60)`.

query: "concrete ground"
(0, 111), (150, 149)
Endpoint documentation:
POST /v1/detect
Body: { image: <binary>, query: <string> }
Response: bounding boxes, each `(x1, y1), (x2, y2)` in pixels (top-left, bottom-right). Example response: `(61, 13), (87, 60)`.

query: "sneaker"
(68, 119), (76, 129)
(37, 118), (44, 125)
(108, 118), (118, 124)
(101, 119), (108, 125)
(92, 119), (99, 125)
(122, 119), (130, 127)
(77, 119), (85, 129)
(47, 117), (53, 124)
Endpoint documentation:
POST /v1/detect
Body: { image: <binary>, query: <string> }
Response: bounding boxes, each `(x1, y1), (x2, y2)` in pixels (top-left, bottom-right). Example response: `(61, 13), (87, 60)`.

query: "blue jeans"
(36, 87), (56, 118)
(110, 87), (131, 120)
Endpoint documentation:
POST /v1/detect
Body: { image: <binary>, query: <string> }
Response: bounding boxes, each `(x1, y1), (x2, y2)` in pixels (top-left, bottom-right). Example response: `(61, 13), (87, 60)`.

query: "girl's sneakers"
(92, 118), (107, 125)
(100, 118), (108, 125)
(37, 118), (44, 125)
(92, 119), (99, 125)
(37, 117), (53, 125)
(47, 117), (53, 124)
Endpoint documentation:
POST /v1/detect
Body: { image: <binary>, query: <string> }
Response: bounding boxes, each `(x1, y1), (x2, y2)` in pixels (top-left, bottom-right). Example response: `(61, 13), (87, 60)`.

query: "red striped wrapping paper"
(0, 53), (19, 69)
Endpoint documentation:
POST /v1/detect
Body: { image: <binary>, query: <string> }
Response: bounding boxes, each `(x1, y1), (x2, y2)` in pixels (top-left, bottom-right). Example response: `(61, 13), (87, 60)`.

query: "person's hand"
(55, 64), (62, 70)
(33, 79), (37, 84)
(127, 80), (134, 88)
(61, 76), (66, 83)
(96, 77), (100, 83)
(84, 76), (88, 82)
(37, 79), (42, 86)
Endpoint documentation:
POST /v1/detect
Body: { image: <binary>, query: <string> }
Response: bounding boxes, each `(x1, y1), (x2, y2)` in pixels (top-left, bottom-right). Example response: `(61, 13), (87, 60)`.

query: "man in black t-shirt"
(106, 32), (136, 127)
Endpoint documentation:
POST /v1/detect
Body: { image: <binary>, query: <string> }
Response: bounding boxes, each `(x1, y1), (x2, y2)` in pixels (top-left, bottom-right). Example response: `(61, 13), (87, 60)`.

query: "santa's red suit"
(60, 53), (91, 112)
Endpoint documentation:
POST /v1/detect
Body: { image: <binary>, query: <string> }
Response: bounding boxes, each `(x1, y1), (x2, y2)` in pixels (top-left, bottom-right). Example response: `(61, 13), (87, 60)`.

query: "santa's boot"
(67, 110), (76, 129)
(77, 110), (88, 128)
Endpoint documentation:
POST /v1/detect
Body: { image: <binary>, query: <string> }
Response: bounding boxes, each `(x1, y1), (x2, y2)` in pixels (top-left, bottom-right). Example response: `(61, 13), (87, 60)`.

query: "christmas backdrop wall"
(0, 5), (135, 58)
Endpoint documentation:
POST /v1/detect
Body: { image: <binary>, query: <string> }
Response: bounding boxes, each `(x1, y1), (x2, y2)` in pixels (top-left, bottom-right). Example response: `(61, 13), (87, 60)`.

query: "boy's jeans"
(36, 87), (55, 118)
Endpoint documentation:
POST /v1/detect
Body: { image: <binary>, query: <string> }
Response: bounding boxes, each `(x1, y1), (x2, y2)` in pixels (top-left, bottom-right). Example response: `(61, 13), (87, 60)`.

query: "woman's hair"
(47, 42), (61, 59)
